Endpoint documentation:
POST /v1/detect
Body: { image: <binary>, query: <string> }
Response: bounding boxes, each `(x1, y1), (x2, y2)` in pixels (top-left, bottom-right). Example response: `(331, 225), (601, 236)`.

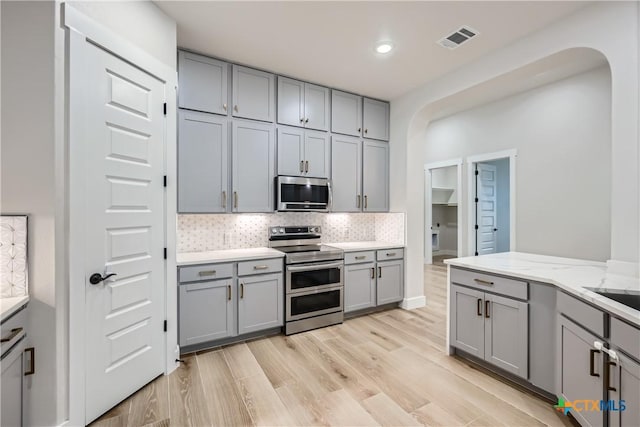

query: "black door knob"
(89, 272), (117, 285)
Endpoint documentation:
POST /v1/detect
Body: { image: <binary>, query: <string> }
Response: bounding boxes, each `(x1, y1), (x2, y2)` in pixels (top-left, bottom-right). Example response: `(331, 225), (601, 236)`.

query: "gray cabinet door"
(528, 282), (557, 394)
(362, 140), (389, 212)
(178, 110), (228, 213)
(331, 135), (362, 212)
(331, 90), (362, 137)
(609, 352), (640, 427)
(277, 76), (304, 127)
(238, 273), (284, 335)
(232, 65), (275, 122)
(484, 293), (528, 378)
(277, 126), (304, 176)
(344, 262), (376, 313)
(304, 83), (330, 131)
(179, 279), (235, 347)
(0, 344), (23, 427)
(363, 98), (390, 141)
(377, 260), (404, 305)
(232, 121), (275, 212)
(450, 284), (485, 358)
(304, 131), (330, 178)
(178, 51), (228, 115)
(558, 316), (604, 427)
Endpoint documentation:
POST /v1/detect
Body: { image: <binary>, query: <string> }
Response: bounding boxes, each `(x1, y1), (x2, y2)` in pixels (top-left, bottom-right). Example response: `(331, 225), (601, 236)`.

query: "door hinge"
(164, 248), (167, 259)
(474, 225), (479, 230)
(163, 175), (167, 187)
(163, 320), (167, 332)
(163, 102), (167, 116)
(475, 170), (479, 176)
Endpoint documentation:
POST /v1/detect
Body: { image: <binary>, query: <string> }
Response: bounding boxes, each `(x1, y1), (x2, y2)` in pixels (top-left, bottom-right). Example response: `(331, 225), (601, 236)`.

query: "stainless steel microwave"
(276, 176), (331, 212)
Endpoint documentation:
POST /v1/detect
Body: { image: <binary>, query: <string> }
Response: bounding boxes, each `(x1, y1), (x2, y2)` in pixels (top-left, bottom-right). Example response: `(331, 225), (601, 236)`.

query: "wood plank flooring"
(91, 261), (570, 427)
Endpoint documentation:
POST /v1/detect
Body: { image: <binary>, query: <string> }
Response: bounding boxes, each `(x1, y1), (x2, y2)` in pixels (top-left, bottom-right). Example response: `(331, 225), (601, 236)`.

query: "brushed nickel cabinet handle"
(222, 191), (227, 209)
(253, 265), (268, 270)
(477, 299), (483, 316)
(24, 347), (35, 376)
(485, 300), (490, 318)
(1, 328), (23, 343)
(357, 195), (361, 208)
(227, 285), (231, 301)
(223, 103), (227, 111)
(305, 160), (309, 173)
(364, 195), (368, 209)
(300, 160), (304, 173)
(474, 278), (494, 286)
(234, 105), (238, 112)
(370, 267), (375, 279)
(240, 283), (244, 299)
(198, 270), (216, 277)
(386, 252), (396, 257)
(355, 256), (366, 260)
(234, 191), (238, 209)
(378, 267), (382, 278)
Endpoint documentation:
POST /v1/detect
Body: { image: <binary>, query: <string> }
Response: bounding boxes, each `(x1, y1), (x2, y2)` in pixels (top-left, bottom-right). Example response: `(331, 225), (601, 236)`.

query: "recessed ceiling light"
(375, 42), (394, 54)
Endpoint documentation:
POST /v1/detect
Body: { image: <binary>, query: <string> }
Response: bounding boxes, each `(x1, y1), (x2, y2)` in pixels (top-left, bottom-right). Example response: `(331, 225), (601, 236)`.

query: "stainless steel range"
(269, 226), (344, 335)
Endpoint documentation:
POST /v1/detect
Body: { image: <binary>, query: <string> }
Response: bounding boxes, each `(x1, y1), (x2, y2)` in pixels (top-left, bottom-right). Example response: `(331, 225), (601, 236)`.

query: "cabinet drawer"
(557, 291), (605, 338)
(611, 317), (640, 360)
(376, 248), (403, 261)
(450, 267), (527, 300)
(238, 258), (283, 276)
(345, 251), (375, 265)
(179, 263), (234, 283)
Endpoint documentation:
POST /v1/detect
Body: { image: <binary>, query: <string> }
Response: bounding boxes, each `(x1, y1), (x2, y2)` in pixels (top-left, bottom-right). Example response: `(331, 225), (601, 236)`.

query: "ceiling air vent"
(437, 26), (479, 50)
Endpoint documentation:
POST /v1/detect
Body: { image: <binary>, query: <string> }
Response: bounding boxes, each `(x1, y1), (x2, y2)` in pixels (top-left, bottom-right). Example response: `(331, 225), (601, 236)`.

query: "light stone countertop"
(445, 252), (640, 327)
(0, 296), (29, 323)
(177, 247), (284, 266)
(325, 241), (405, 252)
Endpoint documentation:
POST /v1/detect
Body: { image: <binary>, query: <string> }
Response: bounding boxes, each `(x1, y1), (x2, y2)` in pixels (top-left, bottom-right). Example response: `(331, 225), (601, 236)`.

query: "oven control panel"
(269, 226), (321, 236)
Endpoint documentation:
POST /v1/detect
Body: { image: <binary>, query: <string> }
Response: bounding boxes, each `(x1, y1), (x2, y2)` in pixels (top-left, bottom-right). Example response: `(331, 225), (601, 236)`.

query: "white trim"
(424, 158), (463, 264)
(466, 149), (517, 256)
(400, 295), (427, 310)
(64, 4), (178, 426)
(445, 265), (452, 355)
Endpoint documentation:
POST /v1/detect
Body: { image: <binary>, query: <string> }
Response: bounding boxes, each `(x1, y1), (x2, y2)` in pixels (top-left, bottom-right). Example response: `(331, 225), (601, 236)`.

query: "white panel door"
(84, 43), (165, 423)
(476, 163), (497, 255)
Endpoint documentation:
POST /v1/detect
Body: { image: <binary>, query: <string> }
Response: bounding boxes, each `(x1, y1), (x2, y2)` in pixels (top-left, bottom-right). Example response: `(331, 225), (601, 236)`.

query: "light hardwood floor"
(91, 263), (570, 427)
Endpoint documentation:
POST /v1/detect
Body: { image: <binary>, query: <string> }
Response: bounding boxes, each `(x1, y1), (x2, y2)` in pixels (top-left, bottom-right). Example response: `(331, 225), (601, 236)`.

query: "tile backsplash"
(177, 212), (405, 253)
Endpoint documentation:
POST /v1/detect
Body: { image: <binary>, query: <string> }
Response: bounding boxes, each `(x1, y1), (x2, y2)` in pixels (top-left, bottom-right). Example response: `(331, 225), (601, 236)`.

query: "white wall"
(390, 2), (639, 309)
(484, 158), (510, 253)
(426, 67), (611, 261)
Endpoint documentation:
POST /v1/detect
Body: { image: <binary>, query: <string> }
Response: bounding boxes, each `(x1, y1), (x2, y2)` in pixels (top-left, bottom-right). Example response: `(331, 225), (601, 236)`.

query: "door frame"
(64, 5), (178, 426)
(424, 158), (463, 263)
(465, 149), (517, 256)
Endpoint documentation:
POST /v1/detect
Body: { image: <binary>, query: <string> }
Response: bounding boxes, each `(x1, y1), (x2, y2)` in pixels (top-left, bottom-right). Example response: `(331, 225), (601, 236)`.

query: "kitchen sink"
(591, 290), (640, 311)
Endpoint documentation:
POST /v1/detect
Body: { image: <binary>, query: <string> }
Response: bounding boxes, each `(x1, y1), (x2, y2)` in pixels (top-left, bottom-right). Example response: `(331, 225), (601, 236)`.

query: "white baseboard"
(606, 259), (639, 277)
(400, 296), (426, 310)
(433, 250), (458, 257)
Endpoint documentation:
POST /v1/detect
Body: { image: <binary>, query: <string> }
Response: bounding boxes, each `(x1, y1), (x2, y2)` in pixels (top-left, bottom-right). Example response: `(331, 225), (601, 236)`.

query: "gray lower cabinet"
(362, 97), (390, 141)
(238, 272), (284, 335)
(557, 315), (604, 427)
(331, 90), (362, 137)
(179, 279), (235, 346)
(344, 262), (376, 313)
(609, 352), (639, 427)
(232, 120), (275, 212)
(450, 282), (528, 378)
(331, 135), (362, 212)
(376, 260), (403, 305)
(178, 110), (229, 213)
(362, 140), (389, 212)
(232, 65), (275, 122)
(178, 50), (228, 115)
(277, 127), (330, 178)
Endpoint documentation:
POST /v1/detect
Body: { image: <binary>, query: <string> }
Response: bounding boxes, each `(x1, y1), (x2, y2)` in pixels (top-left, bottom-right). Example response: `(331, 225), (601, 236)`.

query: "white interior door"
(83, 42), (166, 423)
(476, 163), (497, 255)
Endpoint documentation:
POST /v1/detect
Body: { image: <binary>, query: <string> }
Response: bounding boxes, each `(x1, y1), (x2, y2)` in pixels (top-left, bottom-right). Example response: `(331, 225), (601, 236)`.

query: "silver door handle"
(474, 278), (494, 286)
(234, 191), (238, 209)
(222, 191), (227, 209)
(355, 256), (366, 260)
(227, 285), (231, 301)
(240, 283), (244, 299)
(223, 103), (227, 111)
(234, 105), (238, 112)
(253, 265), (269, 270)
(287, 261), (343, 272)
(364, 195), (368, 209)
(300, 160), (304, 173)
(327, 180), (333, 210)
(357, 195), (361, 208)
(198, 270), (217, 277)
(305, 161), (309, 173)
(386, 252), (397, 257)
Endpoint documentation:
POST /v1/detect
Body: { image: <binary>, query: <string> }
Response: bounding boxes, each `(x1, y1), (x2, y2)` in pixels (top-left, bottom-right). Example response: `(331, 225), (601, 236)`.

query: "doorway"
(424, 159), (463, 265)
(467, 151), (516, 256)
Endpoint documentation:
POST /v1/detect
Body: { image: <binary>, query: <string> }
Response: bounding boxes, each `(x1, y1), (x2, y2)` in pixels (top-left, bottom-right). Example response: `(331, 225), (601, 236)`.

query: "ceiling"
(156, 1), (589, 101)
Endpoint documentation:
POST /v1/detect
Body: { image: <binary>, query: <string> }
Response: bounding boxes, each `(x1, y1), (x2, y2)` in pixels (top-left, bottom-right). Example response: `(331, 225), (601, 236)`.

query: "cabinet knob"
(300, 118), (304, 123)
(305, 118), (309, 123)
(223, 103), (227, 111)
(365, 129), (368, 134)
(234, 105), (238, 112)
(358, 128), (361, 133)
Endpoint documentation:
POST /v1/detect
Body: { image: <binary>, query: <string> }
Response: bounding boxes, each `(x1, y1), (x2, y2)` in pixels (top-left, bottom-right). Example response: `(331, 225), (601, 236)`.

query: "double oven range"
(269, 226), (344, 335)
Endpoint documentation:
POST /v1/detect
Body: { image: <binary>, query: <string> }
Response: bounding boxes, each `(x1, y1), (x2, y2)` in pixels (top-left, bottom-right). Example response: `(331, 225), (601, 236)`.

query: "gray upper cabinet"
(362, 140), (389, 212)
(232, 65), (275, 122)
(484, 293), (528, 378)
(376, 260), (403, 305)
(179, 279), (235, 347)
(178, 51), (228, 115)
(238, 272), (283, 335)
(344, 262), (376, 313)
(331, 135), (362, 212)
(362, 98), (390, 141)
(277, 127), (329, 178)
(178, 110), (229, 213)
(232, 120), (275, 212)
(278, 77), (330, 131)
(450, 284), (485, 359)
(331, 90), (362, 137)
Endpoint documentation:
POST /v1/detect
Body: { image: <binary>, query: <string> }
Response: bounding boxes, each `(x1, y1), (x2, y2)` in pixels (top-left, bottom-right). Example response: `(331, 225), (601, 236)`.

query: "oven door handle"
(287, 261), (344, 272)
